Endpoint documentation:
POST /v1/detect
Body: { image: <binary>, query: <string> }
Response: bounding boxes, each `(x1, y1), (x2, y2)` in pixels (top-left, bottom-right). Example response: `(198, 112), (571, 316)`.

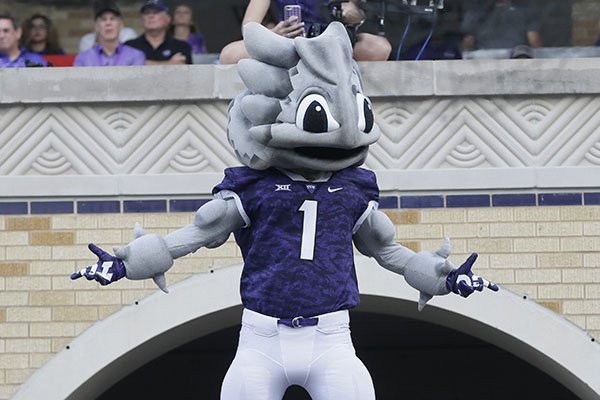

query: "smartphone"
(283, 5), (302, 22)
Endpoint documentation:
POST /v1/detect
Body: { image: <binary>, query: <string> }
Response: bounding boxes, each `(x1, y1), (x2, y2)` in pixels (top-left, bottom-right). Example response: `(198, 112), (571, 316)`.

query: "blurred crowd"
(0, 0), (594, 68)
(0, 0), (204, 67)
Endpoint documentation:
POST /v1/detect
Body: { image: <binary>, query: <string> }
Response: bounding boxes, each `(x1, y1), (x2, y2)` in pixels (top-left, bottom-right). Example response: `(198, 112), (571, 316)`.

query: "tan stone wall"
(0, 212), (240, 399)
(573, 0), (600, 45)
(0, 206), (598, 398)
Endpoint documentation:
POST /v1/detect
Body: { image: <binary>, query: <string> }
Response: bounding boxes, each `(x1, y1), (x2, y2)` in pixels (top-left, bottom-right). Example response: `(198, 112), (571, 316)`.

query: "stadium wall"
(0, 60), (599, 398)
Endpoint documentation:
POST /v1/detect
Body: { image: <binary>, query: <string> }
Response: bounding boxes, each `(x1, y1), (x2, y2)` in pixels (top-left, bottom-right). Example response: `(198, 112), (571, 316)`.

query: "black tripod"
(360, 0), (444, 36)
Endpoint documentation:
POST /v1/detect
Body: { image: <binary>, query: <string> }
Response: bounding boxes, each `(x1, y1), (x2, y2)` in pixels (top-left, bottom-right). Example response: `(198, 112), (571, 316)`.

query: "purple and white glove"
(446, 253), (499, 297)
(70, 243), (126, 285)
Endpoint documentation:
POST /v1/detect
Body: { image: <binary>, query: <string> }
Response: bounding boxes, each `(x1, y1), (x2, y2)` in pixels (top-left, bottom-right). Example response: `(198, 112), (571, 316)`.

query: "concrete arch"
(15, 258), (600, 400)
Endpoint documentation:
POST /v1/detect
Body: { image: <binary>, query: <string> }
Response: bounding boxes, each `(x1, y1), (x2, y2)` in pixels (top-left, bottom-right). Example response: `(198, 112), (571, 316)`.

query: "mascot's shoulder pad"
(337, 167), (378, 185)
(213, 167), (274, 195)
(333, 167), (379, 197)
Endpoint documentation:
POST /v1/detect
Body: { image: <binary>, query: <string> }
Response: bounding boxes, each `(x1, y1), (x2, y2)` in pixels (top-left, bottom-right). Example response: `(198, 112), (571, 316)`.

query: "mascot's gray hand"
(110, 223), (173, 293)
(403, 238), (455, 311)
(446, 253), (499, 297)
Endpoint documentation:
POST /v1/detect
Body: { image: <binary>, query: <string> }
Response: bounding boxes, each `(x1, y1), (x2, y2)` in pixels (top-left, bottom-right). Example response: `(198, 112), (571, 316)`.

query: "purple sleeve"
(126, 46), (146, 65)
(73, 53), (85, 67)
(22, 51), (48, 67)
(349, 168), (380, 232)
(33, 54), (48, 67)
(212, 167), (263, 228)
(74, 49), (92, 66)
(188, 33), (207, 54)
(212, 167), (261, 196)
(350, 168), (380, 205)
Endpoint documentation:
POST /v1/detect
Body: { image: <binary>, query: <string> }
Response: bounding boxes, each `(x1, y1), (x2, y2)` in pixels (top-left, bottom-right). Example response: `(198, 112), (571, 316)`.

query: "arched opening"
(14, 260), (600, 400)
(98, 309), (578, 399)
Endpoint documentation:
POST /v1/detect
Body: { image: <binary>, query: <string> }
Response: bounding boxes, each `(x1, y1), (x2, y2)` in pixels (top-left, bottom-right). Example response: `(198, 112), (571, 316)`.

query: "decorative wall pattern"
(0, 102), (236, 176)
(1, 95), (600, 196)
(368, 96), (600, 170)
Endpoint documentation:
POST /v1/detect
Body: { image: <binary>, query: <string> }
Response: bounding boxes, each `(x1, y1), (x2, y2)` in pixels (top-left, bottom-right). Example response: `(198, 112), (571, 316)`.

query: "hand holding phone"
(283, 5), (302, 22)
(272, 4), (304, 38)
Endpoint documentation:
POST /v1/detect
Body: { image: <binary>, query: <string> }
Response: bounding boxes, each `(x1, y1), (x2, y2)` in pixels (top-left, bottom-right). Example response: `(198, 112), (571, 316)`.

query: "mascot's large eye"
(296, 94), (340, 133)
(356, 93), (374, 133)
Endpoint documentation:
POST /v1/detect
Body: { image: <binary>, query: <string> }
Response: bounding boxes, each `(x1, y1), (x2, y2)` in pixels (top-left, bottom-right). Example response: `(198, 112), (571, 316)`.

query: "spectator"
(79, 0), (136, 52)
(461, 0), (542, 51)
(219, 0), (392, 64)
(79, 29), (137, 53)
(21, 14), (65, 55)
(74, 0), (146, 67)
(0, 13), (46, 68)
(170, 4), (206, 54)
(125, 0), (192, 65)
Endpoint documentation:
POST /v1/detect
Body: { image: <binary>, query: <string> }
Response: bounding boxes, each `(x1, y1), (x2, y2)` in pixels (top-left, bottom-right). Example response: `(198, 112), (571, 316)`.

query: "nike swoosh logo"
(328, 187), (343, 193)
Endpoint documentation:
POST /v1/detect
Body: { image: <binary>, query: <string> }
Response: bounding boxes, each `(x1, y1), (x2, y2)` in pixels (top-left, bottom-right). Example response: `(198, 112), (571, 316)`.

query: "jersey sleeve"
(353, 168), (379, 203)
(350, 168), (380, 234)
(212, 167), (263, 228)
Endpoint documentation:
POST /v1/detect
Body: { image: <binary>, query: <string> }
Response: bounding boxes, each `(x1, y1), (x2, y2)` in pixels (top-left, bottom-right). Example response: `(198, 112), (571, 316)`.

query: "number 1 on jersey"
(299, 200), (318, 260)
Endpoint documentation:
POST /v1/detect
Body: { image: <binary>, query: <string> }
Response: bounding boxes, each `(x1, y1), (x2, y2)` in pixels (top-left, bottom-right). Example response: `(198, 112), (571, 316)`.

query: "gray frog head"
(228, 21), (381, 172)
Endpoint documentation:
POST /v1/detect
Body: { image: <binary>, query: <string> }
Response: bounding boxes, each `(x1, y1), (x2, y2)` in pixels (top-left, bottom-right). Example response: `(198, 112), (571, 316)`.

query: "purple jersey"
(185, 33), (207, 54)
(213, 167), (379, 318)
(0, 47), (46, 68)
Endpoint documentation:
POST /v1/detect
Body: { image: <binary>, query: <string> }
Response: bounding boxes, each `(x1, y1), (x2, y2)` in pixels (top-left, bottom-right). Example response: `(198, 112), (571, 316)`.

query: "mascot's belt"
(242, 309), (349, 330)
(278, 316), (319, 328)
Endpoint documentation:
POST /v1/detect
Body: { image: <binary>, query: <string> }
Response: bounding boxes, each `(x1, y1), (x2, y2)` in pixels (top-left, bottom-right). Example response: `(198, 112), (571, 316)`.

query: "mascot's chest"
(223, 167), (378, 261)
(243, 171), (365, 238)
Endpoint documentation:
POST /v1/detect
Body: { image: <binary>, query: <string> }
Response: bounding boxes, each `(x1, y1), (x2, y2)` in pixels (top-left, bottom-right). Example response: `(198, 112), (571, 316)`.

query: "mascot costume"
(72, 22), (498, 400)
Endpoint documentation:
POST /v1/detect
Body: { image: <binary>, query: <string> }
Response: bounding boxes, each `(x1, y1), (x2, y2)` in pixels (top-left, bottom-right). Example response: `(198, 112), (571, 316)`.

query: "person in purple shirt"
(0, 13), (46, 68)
(170, 4), (207, 54)
(74, 0), (146, 67)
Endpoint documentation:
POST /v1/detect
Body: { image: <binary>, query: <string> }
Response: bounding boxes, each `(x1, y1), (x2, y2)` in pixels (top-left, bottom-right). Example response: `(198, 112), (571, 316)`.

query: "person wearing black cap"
(125, 0), (192, 65)
(74, 0), (146, 66)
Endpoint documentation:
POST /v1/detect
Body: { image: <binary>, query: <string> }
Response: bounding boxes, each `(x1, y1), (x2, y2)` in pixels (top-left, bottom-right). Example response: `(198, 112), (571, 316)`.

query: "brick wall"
(0, 206), (598, 398)
(573, 0), (600, 45)
(390, 206), (600, 333)
(0, 211), (240, 398)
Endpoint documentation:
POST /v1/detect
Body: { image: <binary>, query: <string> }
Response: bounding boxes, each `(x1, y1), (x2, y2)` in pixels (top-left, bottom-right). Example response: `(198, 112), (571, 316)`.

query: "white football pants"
(221, 309), (375, 400)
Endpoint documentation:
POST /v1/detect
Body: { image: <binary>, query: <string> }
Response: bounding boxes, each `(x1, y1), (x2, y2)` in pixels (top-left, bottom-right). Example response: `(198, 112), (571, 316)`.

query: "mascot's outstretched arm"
(71, 197), (244, 292)
(354, 208), (498, 310)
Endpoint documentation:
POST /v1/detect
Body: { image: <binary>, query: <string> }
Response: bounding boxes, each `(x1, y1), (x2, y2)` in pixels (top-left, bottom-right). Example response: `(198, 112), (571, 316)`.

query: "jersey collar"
(277, 168), (332, 182)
